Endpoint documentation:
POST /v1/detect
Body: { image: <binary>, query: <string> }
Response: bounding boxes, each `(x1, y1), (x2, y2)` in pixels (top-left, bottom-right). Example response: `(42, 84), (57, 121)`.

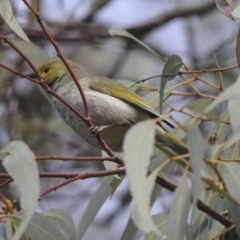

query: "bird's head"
(25, 59), (87, 87)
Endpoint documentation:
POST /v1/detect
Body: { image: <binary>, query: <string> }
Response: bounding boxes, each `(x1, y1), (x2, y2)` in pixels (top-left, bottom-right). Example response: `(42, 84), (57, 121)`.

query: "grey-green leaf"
(5, 218), (13, 240)
(77, 176), (114, 239)
(160, 55), (182, 113)
(225, 199), (240, 238)
(236, 27), (240, 68)
(123, 120), (160, 235)
(187, 124), (205, 203)
(205, 76), (240, 113)
(11, 39), (49, 67)
(185, 99), (220, 125)
(10, 211), (67, 240)
(109, 26), (165, 61)
(0, 141), (39, 240)
(144, 214), (169, 240)
(43, 208), (77, 240)
(168, 176), (191, 240)
(223, 162), (240, 202)
(0, 0), (30, 42)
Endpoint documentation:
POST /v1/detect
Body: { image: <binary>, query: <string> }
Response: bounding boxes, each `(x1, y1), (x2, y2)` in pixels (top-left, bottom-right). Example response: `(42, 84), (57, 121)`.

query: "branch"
(155, 175), (233, 227)
(128, 2), (216, 36)
(36, 155), (122, 164)
(39, 167), (125, 199)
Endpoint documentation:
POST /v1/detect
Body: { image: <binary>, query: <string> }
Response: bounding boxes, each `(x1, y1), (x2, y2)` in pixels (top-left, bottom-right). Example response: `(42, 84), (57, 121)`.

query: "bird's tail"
(155, 126), (189, 157)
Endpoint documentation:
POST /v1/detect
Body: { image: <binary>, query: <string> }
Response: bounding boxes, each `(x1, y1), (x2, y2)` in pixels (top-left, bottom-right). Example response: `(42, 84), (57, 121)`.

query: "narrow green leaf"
(121, 218), (138, 240)
(0, 141), (39, 240)
(205, 77), (240, 114)
(229, 99), (240, 132)
(202, 176), (238, 204)
(102, 151), (119, 178)
(229, 142), (240, 160)
(10, 212), (67, 240)
(223, 162), (240, 201)
(160, 55), (182, 113)
(209, 224), (225, 239)
(43, 208), (76, 240)
(232, 4), (240, 18)
(204, 77), (240, 149)
(109, 27), (165, 61)
(11, 39), (49, 67)
(205, 111), (229, 161)
(187, 214), (208, 240)
(168, 176), (190, 240)
(110, 177), (123, 196)
(77, 176), (114, 239)
(121, 157), (175, 240)
(144, 91), (160, 109)
(225, 199), (240, 238)
(236, 27), (240, 67)
(144, 214), (169, 240)
(0, 0), (30, 42)
(123, 120), (159, 235)
(207, 111), (229, 146)
(187, 125), (205, 203)
(184, 99), (220, 124)
(5, 218), (13, 240)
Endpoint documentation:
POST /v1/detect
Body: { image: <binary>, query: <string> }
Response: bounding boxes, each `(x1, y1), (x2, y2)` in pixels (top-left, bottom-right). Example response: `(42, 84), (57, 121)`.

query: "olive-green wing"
(89, 77), (174, 128)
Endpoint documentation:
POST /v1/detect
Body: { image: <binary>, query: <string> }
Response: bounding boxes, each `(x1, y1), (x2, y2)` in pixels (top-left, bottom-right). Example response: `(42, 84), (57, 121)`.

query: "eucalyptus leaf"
(160, 55), (182, 113)
(204, 77), (240, 113)
(208, 224), (225, 239)
(109, 27), (165, 61)
(204, 77), (240, 148)
(5, 218), (13, 240)
(144, 214), (169, 240)
(168, 176), (190, 240)
(223, 162), (240, 201)
(120, 218), (138, 240)
(232, 4), (240, 18)
(228, 142), (240, 160)
(123, 120), (159, 234)
(0, 141), (39, 240)
(0, 0), (30, 42)
(187, 214), (208, 240)
(11, 39), (49, 67)
(225, 199), (240, 238)
(187, 125), (205, 203)
(77, 176), (114, 239)
(236, 27), (240, 67)
(43, 208), (77, 240)
(184, 99), (220, 124)
(102, 151), (119, 178)
(10, 212), (67, 240)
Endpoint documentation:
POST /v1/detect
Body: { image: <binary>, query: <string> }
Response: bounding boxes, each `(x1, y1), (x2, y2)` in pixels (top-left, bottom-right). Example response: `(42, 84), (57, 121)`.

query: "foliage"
(0, 0), (240, 240)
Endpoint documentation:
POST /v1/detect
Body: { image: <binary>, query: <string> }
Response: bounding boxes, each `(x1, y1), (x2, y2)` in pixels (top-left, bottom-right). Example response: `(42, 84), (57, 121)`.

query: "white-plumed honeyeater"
(26, 59), (188, 155)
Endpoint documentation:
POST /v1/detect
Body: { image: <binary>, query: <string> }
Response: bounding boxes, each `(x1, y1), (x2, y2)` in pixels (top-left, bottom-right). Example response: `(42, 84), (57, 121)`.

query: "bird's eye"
(43, 68), (50, 73)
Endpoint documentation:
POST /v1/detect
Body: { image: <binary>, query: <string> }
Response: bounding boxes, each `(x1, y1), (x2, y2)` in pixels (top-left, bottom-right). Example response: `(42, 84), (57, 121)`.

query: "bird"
(25, 59), (188, 155)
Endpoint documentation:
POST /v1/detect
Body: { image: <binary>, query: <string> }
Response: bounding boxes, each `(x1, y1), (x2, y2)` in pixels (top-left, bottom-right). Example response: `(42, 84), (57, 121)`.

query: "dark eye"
(43, 68), (50, 73)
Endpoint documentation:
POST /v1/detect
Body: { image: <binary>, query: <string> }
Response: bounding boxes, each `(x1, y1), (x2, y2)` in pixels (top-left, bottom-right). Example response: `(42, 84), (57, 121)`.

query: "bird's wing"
(89, 77), (174, 128)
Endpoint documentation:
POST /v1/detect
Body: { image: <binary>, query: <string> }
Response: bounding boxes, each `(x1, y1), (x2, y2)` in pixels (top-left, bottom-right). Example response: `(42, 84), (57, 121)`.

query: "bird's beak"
(24, 73), (37, 78)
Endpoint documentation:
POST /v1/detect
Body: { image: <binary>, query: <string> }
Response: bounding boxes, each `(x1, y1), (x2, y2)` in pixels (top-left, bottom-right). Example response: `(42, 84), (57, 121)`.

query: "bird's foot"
(89, 125), (111, 136)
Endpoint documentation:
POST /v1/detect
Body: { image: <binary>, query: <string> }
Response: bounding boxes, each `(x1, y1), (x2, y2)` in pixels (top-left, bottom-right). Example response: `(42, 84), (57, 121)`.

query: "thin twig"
(39, 167), (125, 199)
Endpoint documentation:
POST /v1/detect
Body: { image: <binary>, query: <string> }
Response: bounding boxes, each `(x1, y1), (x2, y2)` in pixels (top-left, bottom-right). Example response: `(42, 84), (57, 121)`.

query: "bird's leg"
(89, 123), (132, 136)
(89, 125), (111, 136)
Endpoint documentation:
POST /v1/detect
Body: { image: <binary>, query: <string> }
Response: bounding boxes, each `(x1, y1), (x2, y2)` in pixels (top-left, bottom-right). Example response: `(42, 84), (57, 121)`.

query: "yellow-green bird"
(26, 59), (188, 155)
